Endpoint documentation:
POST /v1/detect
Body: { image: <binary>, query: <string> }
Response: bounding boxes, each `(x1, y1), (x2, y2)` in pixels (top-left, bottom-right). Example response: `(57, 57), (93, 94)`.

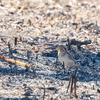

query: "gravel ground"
(0, 0), (100, 100)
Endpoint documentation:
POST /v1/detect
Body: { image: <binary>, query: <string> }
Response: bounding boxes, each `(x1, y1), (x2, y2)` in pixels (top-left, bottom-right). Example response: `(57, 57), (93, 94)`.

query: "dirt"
(0, 0), (100, 99)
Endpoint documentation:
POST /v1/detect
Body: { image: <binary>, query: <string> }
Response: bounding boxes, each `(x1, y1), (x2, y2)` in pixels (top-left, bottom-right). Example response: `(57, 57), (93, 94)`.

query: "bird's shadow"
(0, 37), (100, 100)
(0, 43), (100, 82)
(41, 44), (100, 82)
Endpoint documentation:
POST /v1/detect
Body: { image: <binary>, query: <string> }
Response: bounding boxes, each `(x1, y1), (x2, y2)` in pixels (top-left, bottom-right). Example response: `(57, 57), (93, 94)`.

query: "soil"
(0, 0), (100, 99)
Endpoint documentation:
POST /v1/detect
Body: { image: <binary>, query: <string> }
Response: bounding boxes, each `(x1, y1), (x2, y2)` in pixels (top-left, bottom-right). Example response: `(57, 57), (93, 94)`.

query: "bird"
(56, 45), (83, 70)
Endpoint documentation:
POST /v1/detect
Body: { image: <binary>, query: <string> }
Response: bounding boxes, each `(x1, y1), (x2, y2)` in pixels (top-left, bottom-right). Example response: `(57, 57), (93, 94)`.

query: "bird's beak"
(56, 46), (60, 51)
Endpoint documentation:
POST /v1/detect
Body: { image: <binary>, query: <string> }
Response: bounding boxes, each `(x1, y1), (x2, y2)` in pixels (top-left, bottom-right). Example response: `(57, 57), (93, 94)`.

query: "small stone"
(97, 89), (100, 93)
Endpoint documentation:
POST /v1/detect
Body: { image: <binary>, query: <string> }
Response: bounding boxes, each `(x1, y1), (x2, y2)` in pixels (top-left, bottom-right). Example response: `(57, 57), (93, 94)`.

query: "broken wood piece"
(67, 38), (71, 50)
(15, 37), (17, 46)
(17, 6), (24, 15)
(66, 39), (91, 50)
(0, 55), (37, 67)
(0, 6), (8, 14)
(43, 85), (45, 100)
(8, 42), (13, 57)
(27, 19), (32, 26)
(70, 39), (91, 45)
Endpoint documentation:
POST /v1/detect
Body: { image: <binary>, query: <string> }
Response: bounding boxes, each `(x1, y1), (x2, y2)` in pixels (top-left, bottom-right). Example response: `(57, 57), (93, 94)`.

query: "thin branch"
(43, 85), (45, 100)
(0, 55), (37, 67)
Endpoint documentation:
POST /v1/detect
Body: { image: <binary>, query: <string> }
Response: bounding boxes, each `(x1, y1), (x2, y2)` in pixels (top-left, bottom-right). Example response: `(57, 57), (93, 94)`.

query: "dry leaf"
(31, 47), (35, 50)
(66, 8), (70, 12)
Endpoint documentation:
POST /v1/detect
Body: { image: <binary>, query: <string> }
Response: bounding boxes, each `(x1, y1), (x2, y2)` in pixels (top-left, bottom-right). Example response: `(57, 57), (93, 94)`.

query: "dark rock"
(65, 5), (71, 8)
(72, 23), (78, 26)
(47, 13), (51, 17)
(97, 89), (100, 93)
(97, 52), (100, 57)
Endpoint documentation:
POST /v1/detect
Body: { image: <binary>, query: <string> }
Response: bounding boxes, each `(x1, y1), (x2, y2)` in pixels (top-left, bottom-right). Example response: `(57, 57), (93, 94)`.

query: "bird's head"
(56, 45), (67, 53)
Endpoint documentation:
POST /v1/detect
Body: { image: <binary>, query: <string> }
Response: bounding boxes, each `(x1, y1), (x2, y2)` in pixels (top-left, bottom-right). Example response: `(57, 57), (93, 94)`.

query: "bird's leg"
(70, 72), (74, 98)
(67, 68), (78, 98)
(66, 75), (72, 93)
(73, 76), (78, 98)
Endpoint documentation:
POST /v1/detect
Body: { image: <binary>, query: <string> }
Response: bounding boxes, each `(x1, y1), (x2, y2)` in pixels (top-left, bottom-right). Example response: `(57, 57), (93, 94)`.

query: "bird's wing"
(66, 51), (76, 63)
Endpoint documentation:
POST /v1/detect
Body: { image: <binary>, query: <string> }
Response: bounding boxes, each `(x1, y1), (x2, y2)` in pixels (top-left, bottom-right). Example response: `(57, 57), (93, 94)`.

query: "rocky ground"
(0, 0), (100, 100)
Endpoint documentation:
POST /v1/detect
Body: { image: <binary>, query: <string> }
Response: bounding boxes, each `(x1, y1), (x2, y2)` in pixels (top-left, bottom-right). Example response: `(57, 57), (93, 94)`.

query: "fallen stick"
(17, 6), (24, 15)
(0, 6), (8, 14)
(0, 55), (37, 67)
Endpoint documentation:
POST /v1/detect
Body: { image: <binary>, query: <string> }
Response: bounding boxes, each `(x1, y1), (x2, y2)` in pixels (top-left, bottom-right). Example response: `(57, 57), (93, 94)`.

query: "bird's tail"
(75, 65), (83, 70)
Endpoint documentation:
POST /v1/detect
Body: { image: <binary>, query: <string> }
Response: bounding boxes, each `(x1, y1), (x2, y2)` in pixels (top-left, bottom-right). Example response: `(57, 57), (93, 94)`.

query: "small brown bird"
(56, 45), (83, 70)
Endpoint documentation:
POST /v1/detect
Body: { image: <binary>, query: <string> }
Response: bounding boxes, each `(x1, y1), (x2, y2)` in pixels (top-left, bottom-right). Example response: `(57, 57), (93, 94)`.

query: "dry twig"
(0, 55), (37, 67)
